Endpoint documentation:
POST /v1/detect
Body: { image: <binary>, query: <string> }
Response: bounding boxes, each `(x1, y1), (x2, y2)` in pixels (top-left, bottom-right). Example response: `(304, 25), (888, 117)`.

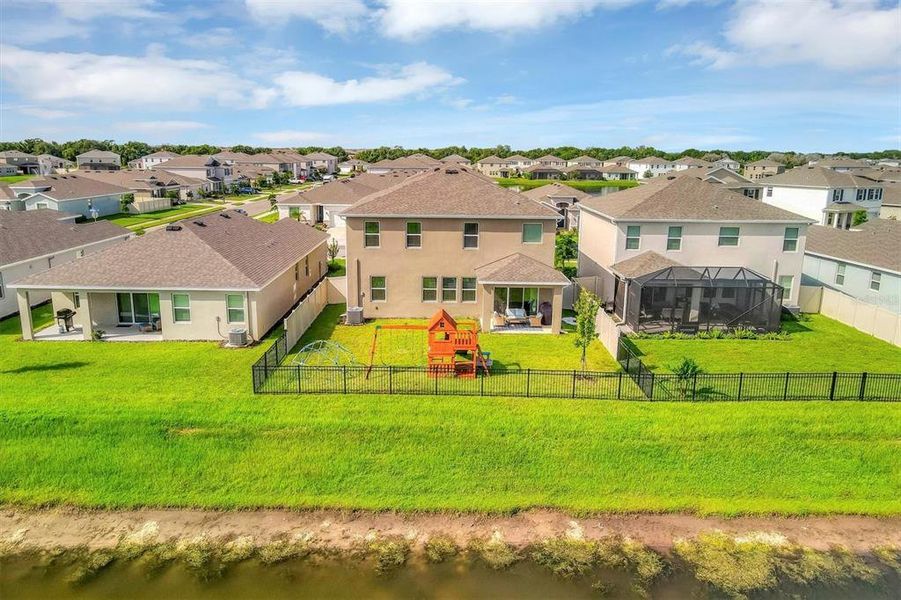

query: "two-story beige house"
(342, 167), (569, 333)
(743, 159), (785, 180)
(151, 155), (232, 191)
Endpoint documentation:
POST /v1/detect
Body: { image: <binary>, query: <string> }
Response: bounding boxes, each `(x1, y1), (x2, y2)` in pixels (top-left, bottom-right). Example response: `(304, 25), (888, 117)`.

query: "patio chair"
(505, 307), (529, 325)
(492, 312), (507, 328)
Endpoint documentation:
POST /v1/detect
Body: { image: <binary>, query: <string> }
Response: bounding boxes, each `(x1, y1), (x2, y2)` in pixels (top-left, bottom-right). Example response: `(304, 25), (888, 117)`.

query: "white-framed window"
(421, 277), (438, 302)
(783, 227), (799, 252)
(73, 291), (80, 308)
(463, 222), (479, 249)
(522, 223), (543, 244)
(462, 277), (477, 303)
(870, 271), (881, 291)
(172, 293), (191, 322)
(364, 221), (380, 247)
(226, 294), (245, 323)
(833, 189), (844, 202)
(835, 263), (846, 285)
(405, 221), (422, 248)
(718, 226), (740, 247)
(369, 276), (386, 302)
(442, 277), (457, 302)
(304, 256), (309, 277)
(766, 187), (773, 197)
(777, 275), (793, 295)
(625, 225), (641, 250)
(666, 226), (682, 251)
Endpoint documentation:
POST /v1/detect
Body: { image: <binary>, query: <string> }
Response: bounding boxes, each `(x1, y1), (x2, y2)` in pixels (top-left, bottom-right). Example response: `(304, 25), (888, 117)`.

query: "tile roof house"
(627, 156), (676, 179)
(760, 166), (884, 228)
(150, 155), (233, 191)
(7, 175), (131, 218)
(743, 159), (785, 180)
(520, 182), (590, 229)
(577, 175), (814, 332)
(12, 210), (329, 342)
(0, 209), (131, 318)
(802, 219), (901, 317)
(341, 166), (569, 333)
(76, 150), (121, 171)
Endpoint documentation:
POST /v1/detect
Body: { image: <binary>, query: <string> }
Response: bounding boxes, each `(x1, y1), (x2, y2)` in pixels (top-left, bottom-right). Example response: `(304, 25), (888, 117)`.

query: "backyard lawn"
(99, 203), (221, 231)
(0, 174), (35, 184)
(327, 258), (346, 277)
(0, 305), (899, 515)
(288, 304), (619, 370)
(631, 315), (901, 373)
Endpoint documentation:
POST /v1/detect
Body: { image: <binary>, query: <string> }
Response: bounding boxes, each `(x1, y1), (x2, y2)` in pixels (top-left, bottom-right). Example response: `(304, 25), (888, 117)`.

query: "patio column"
(80, 291), (93, 341)
(16, 290), (33, 341)
(479, 284), (493, 331)
(551, 286), (563, 334)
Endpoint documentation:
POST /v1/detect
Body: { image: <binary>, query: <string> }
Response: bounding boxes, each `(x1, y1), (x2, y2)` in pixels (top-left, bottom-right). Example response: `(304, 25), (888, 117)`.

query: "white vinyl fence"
(800, 285), (901, 347)
(284, 279), (329, 349)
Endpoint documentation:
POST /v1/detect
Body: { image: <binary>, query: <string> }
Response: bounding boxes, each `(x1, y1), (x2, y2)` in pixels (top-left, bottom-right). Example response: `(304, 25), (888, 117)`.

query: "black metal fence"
(250, 331), (901, 401)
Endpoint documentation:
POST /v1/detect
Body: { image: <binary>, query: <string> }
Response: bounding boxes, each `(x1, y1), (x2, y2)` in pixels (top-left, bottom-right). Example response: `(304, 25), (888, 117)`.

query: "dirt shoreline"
(3, 507), (899, 552)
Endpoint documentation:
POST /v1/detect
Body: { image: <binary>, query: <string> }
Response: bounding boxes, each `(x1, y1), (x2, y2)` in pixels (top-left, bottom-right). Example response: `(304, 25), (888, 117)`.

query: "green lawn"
(0, 174), (34, 184)
(0, 305), (899, 515)
(288, 304), (619, 370)
(100, 203), (221, 230)
(327, 258), (346, 277)
(496, 178), (639, 192)
(631, 315), (901, 373)
(255, 210), (280, 223)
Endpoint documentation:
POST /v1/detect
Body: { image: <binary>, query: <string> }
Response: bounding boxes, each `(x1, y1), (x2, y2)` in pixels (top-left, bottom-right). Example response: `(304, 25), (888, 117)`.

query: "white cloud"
(47, 0), (163, 21)
(274, 62), (462, 106)
(17, 107), (77, 119)
(244, 0), (369, 34)
(667, 42), (738, 69)
(493, 94), (519, 105)
(115, 120), (210, 132)
(675, 0), (901, 71)
(377, 0), (636, 40)
(253, 130), (332, 145)
(179, 27), (236, 48)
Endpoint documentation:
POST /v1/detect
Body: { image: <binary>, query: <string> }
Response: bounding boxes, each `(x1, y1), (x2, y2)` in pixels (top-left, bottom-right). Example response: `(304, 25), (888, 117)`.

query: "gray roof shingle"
(475, 253), (570, 285)
(761, 166), (879, 188)
(610, 251), (683, 279)
(805, 219), (901, 274)
(0, 209), (130, 266)
(9, 174), (130, 200)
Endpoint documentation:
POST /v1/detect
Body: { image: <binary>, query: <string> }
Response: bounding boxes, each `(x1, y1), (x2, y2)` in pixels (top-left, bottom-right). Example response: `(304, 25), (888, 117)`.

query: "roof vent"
(235, 209), (247, 215)
(219, 213), (231, 219)
(165, 224), (182, 231)
(193, 220), (206, 227)
(444, 168), (459, 174)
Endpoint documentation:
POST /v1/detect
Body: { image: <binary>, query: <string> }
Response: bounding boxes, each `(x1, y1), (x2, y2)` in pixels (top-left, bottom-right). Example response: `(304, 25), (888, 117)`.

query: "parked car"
(289, 178), (305, 184)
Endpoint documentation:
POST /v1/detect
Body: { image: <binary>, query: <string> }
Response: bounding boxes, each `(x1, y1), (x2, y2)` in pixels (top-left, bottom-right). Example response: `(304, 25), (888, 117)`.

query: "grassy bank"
(0, 306), (899, 514)
(495, 178), (639, 192)
(0, 174), (35, 184)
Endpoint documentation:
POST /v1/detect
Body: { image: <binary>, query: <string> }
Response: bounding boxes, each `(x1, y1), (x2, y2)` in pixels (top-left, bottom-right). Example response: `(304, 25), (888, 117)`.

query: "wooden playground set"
(366, 310), (491, 379)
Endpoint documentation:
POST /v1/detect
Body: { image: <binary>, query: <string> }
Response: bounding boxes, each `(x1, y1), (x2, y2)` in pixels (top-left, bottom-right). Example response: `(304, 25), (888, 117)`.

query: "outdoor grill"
(55, 308), (76, 333)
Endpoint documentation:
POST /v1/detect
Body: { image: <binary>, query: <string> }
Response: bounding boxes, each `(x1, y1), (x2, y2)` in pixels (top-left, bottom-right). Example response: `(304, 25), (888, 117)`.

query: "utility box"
(346, 307), (364, 325)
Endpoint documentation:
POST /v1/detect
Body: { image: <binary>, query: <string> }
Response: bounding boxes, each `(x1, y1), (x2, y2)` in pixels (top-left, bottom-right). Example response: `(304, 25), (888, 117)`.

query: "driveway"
(327, 226), (347, 257)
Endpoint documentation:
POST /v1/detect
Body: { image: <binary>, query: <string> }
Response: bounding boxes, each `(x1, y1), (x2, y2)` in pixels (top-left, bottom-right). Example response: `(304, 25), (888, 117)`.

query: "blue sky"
(1, 0), (899, 152)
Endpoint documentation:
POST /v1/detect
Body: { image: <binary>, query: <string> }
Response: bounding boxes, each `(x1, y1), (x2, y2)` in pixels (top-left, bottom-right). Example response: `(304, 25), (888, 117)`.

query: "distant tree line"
(1, 138), (897, 167)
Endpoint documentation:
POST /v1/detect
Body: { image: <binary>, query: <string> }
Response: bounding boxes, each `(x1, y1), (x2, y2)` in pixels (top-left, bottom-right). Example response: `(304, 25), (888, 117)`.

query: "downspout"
(245, 290), (254, 342)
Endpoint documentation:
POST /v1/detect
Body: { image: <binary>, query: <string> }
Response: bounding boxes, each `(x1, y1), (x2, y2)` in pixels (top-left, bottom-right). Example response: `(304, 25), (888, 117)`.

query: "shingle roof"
(475, 253), (570, 285)
(805, 219), (901, 274)
(563, 165), (602, 173)
(537, 154), (565, 162)
(306, 152), (337, 160)
(76, 169), (189, 190)
(278, 172), (415, 206)
(746, 159), (784, 168)
(662, 166), (759, 189)
(151, 155), (218, 169)
(0, 150), (37, 160)
(520, 183), (590, 203)
(631, 156), (672, 166)
(370, 155), (441, 170)
(525, 164), (563, 173)
(476, 155), (510, 165)
(761, 166), (879, 188)
(142, 151), (180, 159)
(674, 157), (713, 166)
(816, 157), (871, 168)
(0, 209), (130, 267)
(881, 182), (901, 206)
(342, 167), (560, 218)
(610, 251), (683, 279)
(598, 164), (637, 174)
(440, 153), (470, 164)
(579, 175), (811, 222)
(76, 150), (120, 160)
(212, 151), (254, 162)
(13, 210), (328, 290)
(9, 174), (130, 200)
(505, 154), (532, 162)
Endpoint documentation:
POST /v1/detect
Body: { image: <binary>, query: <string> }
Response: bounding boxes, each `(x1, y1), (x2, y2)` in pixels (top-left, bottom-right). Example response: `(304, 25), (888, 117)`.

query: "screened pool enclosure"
(615, 266), (784, 333)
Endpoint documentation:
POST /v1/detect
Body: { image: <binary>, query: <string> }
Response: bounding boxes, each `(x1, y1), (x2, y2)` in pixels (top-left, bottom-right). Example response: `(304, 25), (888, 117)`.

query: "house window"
(172, 293), (191, 322)
(777, 275), (793, 295)
(666, 226), (682, 251)
(870, 272), (881, 291)
(406, 221), (422, 248)
(718, 226), (740, 246)
(522, 223), (543, 244)
(364, 221), (380, 247)
(766, 187), (773, 197)
(442, 277), (457, 302)
(226, 294), (245, 323)
(369, 276), (386, 302)
(463, 222), (479, 248)
(462, 277), (477, 302)
(833, 189), (844, 202)
(625, 225), (641, 250)
(835, 263), (846, 285)
(73, 291), (80, 308)
(294, 263), (299, 280)
(304, 256), (309, 277)
(422, 277), (438, 302)
(783, 227), (799, 252)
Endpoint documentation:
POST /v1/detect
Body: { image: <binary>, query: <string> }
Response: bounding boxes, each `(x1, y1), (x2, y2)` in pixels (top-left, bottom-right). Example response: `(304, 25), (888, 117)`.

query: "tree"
(327, 238), (340, 261)
(643, 170), (652, 179)
(267, 193), (277, 208)
(852, 210), (868, 226)
(120, 193), (135, 212)
(554, 229), (578, 267)
(573, 289), (601, 370)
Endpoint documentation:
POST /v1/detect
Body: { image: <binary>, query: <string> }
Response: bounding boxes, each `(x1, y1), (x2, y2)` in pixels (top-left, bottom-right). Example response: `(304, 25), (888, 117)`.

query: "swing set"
(366, 309), (491, 379)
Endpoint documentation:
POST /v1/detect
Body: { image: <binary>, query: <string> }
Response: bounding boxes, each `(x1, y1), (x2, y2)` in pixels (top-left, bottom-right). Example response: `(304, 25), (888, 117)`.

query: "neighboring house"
(12, 211), (329, 342)
(440, 154), (471, 166)
(341, 166), (569, 333)
(212, 150), (254, 164)
(662, 167), (762, 199)
(536, 154), (567, 169)
(277, 171), (416, 227)
(0, 164), (18, 176)
(0, 209), (131, 318)
(37, 154), (73, 175)
(150, 155), (232, 191)
(76, 169), (206, 210)
(602, 156), (633, 167)
(0, 150), (40, 174)
(505, 154), (535, 173)
(566, 155), (604, 169)
(577, 176), (813, 333)
(598, 165), (638, 181)
(714, 155), (741, 171)
(879, 183), (901, 219)
(338, 159), (370, 174)
(307, 152), (339, 174)
(7, 175), (130, 218)
(520, 182), (589, 229)
(562, 166), (603, 180)
(673, 157), (714, 170)
(524, 164), (563, 180)
(627, 156), (675, 179)
(75, 150), (121, 171)
(812, 157), (871, 172)
(0, 184), (18, 211)
(760, 166), (883, 228)
(474, 155), (513, 178)
(129, 151), (180, 170)
(802, 219), (900, 314)
(231, 165), (277, 185)
(744, 159), (785, 180)
(367, 154), (441, 174)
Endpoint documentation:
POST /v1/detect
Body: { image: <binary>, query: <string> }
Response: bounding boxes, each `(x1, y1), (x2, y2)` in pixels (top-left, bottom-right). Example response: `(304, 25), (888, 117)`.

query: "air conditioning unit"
(346, 307), (364, 325)
(228, 328), (248, 347)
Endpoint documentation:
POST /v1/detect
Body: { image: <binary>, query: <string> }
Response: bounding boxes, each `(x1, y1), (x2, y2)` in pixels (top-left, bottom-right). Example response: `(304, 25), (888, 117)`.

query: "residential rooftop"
(805, 219), (901, 274)
(9, 174), (130, 200)
(520, 182), (590, 203)
(762, 166), (880, 188)
(474, 253), (571, 285)
(76, 150), (120, 159)
(150, 155), (219, 169)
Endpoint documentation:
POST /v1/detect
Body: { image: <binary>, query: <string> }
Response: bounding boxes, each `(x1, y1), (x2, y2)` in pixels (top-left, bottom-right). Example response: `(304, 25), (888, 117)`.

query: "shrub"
(177, 536), (223, 581)
(674, 532), (778, 598)
(596, 536), (665, 584)
(731, 327), (757, 339)
(424, 534), (458, 563)
(468, 535), (520, 570)
(367, 536), (411, 574)
(136, 542), (178, 576)
(873, 546), (900, 575)
(258, 537), (311, 565)
(531, 537), (597, 577)
(66, 549), (115, 585)
(776, 545), (878, 586)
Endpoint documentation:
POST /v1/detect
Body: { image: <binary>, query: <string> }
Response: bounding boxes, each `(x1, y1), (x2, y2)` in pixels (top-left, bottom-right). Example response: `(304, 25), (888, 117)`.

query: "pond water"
(2, 555), (897, 600)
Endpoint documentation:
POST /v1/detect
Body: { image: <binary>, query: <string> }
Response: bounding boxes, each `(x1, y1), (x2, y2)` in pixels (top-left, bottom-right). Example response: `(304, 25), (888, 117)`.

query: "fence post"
(389, 365), (393, 395)
(829, 371), (837, 400)
(737, 372), (743, 401)
(783, 372), (790, 400)
(343, 366), (347, 394)
(296, 366), (301, 394)
(571, 370), (577, 399)
(858, 372), (868, 401)
(526, 369), (531, 398)
(480, 372), (484, 396)
(434, 371), (438, 395)
(691, 372), (698, 401)
(617, 371), (622, 399)
(648, 372), (655, 400)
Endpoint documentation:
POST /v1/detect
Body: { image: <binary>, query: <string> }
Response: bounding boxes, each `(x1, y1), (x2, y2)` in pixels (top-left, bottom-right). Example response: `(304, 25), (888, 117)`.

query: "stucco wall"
(25, 194), (123, 218)
(800, 285), (901, 346)
(251, 242), (328, 339)
(762, 185), (882, 223)
(802, 254), (900, 314)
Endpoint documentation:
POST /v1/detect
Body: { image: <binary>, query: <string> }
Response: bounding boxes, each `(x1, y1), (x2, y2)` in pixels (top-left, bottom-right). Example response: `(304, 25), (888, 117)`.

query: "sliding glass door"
(493, 287), (540, 315)
(117, 293), (161, 324)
